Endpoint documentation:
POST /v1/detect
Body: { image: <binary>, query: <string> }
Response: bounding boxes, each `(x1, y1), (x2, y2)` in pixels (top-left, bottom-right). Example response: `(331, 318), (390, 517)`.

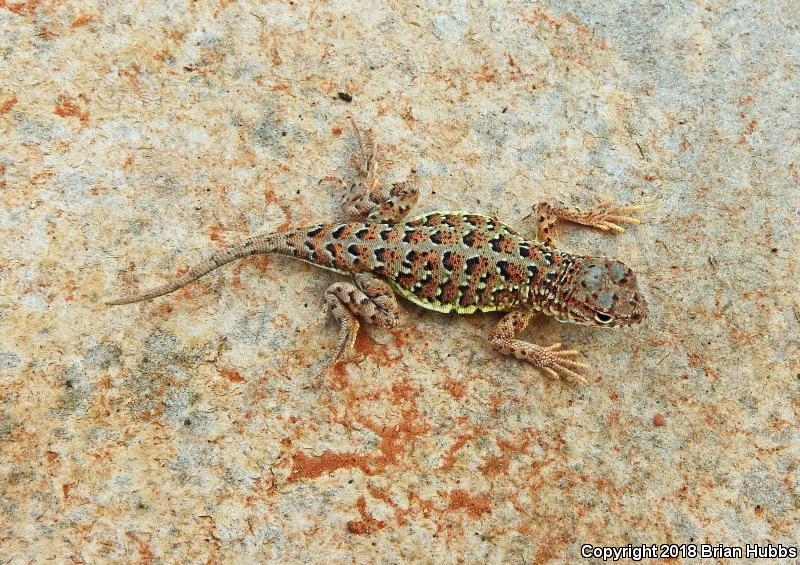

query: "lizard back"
(286, 212), (557, 314)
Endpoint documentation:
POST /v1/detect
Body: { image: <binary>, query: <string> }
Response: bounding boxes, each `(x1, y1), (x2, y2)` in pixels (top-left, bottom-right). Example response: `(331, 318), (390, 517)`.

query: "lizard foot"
(488, 309), (591, 385)
(494, 339), (590, 385)
(533, 201), (643, 245)
(532, 342), (591, 385)
(323, 274), (399, 366)
(563, 203), (642, 233)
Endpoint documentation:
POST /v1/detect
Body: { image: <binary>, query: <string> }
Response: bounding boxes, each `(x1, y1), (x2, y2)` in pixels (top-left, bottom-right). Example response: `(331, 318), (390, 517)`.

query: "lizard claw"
(538, 343), (591, 385)
(584, 204), (643, 233)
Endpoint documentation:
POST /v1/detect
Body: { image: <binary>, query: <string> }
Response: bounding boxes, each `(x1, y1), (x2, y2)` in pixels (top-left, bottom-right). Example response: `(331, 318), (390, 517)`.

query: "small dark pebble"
(337, 92), (353, 102)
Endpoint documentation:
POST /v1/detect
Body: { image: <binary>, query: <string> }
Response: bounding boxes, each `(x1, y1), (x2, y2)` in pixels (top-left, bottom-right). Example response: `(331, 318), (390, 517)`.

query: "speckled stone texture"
(1, 0), (798, 563)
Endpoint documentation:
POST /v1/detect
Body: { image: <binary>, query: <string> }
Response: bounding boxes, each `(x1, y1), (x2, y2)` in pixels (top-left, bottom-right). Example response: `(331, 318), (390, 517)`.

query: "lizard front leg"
(321, 118), (419, 222)
(533, 201), (642, 246)
(324, 273), (399, 365)
(489, 308), (590, 385)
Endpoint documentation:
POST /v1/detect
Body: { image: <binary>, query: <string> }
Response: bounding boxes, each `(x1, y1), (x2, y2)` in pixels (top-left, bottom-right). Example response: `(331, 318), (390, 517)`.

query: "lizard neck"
(527, 249), (580, 322)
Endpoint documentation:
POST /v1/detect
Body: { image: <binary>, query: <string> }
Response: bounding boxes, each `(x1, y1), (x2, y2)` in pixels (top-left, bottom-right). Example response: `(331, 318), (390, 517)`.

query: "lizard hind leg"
(323, 273), (399, 366)
(489, 308), (591, 385)
(328, 118), (419, 222)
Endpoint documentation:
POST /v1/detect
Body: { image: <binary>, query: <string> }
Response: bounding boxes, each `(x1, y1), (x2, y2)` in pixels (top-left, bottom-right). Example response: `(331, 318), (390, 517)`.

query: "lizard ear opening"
(594, 312), (614, 324)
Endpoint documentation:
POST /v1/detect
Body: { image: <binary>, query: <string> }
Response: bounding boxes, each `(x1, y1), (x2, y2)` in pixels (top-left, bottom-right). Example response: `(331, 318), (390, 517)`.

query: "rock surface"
(1, 0), (798, 562)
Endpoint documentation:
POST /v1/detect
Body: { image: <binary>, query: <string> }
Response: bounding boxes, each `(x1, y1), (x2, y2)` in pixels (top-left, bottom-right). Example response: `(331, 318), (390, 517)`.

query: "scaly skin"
(107, 121), (647, 385)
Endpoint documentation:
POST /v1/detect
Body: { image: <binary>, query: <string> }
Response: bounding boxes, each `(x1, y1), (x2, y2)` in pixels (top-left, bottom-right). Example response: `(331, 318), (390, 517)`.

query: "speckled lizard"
(107, 120), (647, 384)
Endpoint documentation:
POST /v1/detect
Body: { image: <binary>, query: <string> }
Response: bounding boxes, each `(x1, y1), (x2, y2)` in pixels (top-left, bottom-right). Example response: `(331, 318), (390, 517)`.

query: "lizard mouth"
(609, 302), (648, 326)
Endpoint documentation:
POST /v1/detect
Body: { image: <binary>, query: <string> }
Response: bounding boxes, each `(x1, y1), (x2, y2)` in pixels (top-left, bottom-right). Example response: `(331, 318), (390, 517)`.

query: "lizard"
(106, 120), (647, 385)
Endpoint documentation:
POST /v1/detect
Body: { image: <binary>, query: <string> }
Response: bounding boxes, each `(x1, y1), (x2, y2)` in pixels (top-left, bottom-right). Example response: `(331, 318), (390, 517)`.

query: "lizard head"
(566, 257), (647, 327)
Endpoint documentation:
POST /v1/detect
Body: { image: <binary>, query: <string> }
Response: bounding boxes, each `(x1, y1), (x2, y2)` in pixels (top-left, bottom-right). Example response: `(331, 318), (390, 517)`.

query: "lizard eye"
(594, 312), (614, 324)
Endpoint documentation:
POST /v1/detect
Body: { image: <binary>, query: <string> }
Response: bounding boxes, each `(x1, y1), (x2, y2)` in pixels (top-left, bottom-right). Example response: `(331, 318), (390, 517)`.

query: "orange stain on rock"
(288, 450), (370, 482)
(355, 408), (430, 471)
(220, 368), (245, 383)
(353, 330), (375, 359)
(54, 95), (89, 125)
(71, 13), (94, 27)
(45, 451), (60, 466)
(289, 381), (429, 483)
(367, 484), (409, 525)
(352, 330), (403, 368)
(330, 361), (350, 390)
(64, 279), (77, 301)
(448, 489), (492, 518)
(0, 94), (17, 114)
(390, 378), (414, 403)
(0, 0), (43, 15)
(209, 224), (230, 243)
(480, 452), (511, 476)
(480, 436), (530, 477)
(61, 482), (74, 501)
(126, 532), (155, 565)
(475, 64), (496, 83)
(347, 496), (385, 535)
(532, 533), (571, 564)
(440, 427), (479, 470)
(442, 378), (466, 399)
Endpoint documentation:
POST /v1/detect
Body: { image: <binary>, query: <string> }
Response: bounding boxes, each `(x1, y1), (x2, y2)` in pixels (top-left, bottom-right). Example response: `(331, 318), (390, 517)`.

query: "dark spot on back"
(442, 251), (454, 271)
(466, 256), (487, 275)
(440, 279), (459, 303)
(424, 214), (443, 227)
(403, 229), (425, 244)
(443, 251), (465, 272)
(397, 273), (416, 289)
(497, 260), (509, 278)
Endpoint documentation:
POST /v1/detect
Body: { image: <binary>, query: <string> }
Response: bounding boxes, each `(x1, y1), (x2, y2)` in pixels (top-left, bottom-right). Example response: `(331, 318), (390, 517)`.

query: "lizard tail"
(105, 231), (290, 306)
